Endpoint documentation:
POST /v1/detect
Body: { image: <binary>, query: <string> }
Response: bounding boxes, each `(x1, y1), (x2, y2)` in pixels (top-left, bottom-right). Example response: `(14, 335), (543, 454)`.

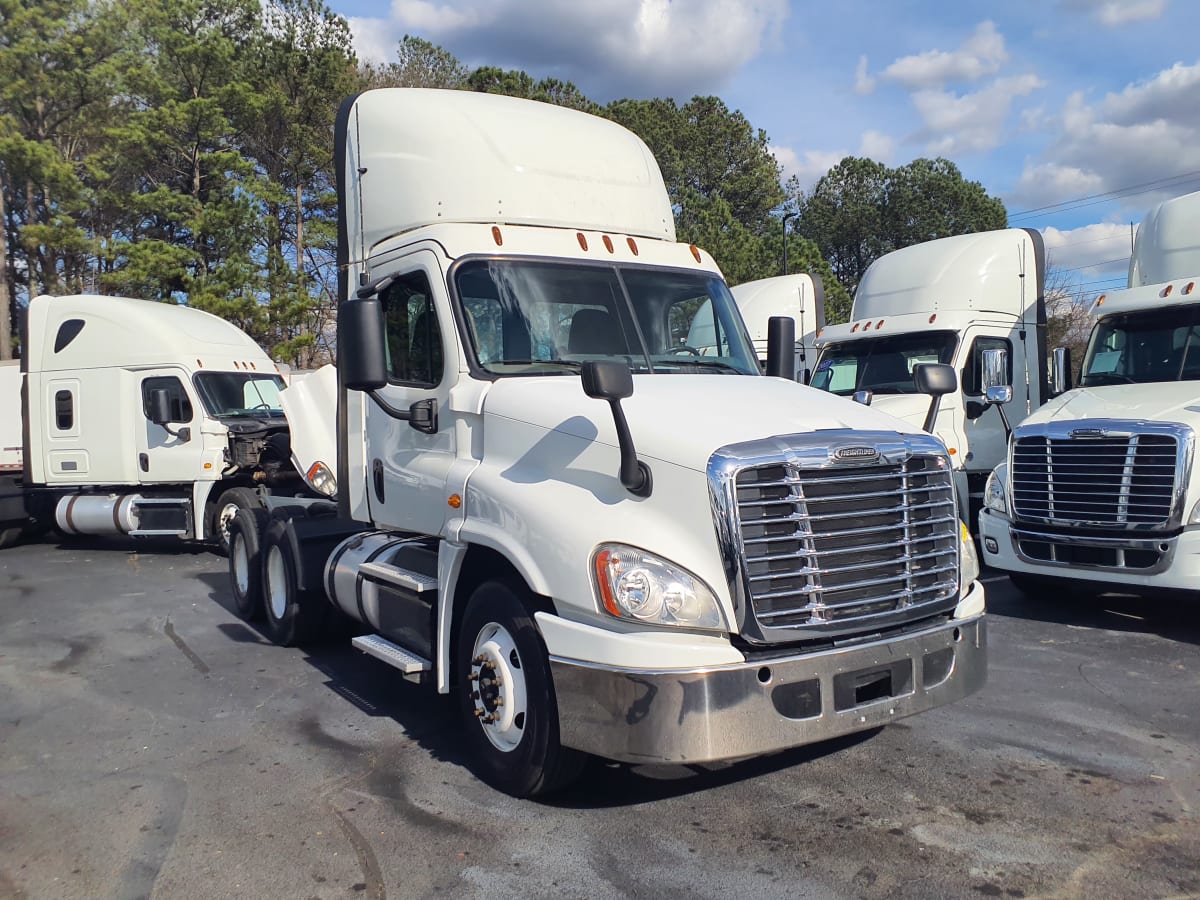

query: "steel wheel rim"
(217, 502), (240, 544)
(266, 545), (288, 621)
(469, 622), (528, 753)
(232, 532), (250, 595)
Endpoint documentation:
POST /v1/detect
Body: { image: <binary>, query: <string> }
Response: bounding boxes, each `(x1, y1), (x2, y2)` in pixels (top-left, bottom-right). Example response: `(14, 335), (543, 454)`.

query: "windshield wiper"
(495, 359), (583, 371)
(659, 359), (746, 374)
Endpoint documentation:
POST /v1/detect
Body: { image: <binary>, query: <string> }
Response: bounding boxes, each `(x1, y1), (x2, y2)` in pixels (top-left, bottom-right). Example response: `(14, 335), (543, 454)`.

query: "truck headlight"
(1189, 499), (1200, 525)
(305, 461), (337, 497)
(959, 520), (980, 587)
(592, 544), (725, 630)
(984, 464), (1007, 515)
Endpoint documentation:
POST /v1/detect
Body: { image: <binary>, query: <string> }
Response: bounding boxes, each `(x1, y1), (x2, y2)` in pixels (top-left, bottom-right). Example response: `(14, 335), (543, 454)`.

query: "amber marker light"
(626, 237), (639, 256)
(1186, 282), (1195, 295)
(1162, 284), (1174, 297)
(602, 235), (614, 253)
(203, 462), (213, 469)
(929, 314), (937, 323)
(491, 226), (503, 246)
(448, 494), (462, 509)
(577, 232), (588, 251)
(196, 358), (204, 368)
(948, 447), (957, 455)
(851, 323), (860, 333)
(1096, 294), (1106, 306)
(876, 319), (885, 329)
(689, 244), (702, 263)
(593, 548), (622, 616)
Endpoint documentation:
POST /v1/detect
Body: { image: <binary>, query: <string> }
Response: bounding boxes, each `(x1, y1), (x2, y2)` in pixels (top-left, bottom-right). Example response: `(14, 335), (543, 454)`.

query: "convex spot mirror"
(985, 385), (1013, 405)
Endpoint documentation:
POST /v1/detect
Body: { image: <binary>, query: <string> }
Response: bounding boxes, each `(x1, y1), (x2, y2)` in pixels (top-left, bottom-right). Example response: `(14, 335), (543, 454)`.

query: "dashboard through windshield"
(194, 372), (286, 418)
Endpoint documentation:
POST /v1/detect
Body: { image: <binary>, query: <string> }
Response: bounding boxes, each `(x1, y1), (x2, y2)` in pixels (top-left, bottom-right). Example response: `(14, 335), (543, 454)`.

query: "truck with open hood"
(810, 229), (1048, 527)
(228, 88), (988, 798)
(980, 190), (1200, 596)
(6, 293), (330, 552)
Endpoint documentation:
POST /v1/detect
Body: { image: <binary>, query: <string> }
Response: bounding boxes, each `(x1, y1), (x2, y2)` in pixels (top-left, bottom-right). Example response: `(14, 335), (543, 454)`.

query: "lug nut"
(474, 709), (484, 718)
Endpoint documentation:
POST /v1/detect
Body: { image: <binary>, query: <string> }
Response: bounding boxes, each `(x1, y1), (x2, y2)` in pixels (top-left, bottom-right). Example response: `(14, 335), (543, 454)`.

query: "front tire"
(455, 579), (584, 798)
(260, 520), (328, 646)
(211, 486), (262, 556)
(228, 507), (270, 620)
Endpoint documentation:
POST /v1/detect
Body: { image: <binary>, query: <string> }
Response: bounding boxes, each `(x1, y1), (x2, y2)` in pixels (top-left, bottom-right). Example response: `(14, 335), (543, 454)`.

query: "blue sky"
(328, 0), (1200, 298)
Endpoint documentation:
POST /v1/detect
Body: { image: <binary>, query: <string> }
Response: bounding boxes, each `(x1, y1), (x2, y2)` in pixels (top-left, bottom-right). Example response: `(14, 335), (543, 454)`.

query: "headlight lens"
(593, 544), (725, 630)
(959, 520), (980, 587)
(984, 465), (1006, 514)
(1189, 499), (1200, 524)
(305, 461), (337, 497)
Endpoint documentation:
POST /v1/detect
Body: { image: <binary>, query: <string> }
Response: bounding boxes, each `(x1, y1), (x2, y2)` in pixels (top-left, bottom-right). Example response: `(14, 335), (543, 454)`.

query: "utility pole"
(782, 211), (798, 276)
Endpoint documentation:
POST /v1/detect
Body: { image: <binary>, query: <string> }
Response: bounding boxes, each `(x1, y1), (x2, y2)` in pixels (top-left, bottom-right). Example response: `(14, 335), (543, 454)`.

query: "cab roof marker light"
(491, 226), (503, 246)
(876, 319), (884, 329)
(929, 314), (937, 323)
(626, 237), (639, 256)
(577, 232), (588, 251)
(602, 235), (614, 253)
(1185, 282), (1195, 295)
(689, 244), (702, 263)
(1162, 284), (1174, 297)
(1096, 294), (1106, 306)
(851, 323), (860, 333)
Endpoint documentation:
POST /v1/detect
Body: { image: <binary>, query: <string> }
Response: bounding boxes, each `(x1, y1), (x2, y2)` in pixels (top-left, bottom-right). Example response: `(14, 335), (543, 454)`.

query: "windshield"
(194, 372), (286, 417)
(1080, 306), (1200, 386)
(811, 331), (958, 396)
(453, 259), (759, 376)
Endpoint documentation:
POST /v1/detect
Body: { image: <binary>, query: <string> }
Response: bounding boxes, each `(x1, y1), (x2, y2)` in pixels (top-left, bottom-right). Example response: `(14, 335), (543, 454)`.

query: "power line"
(1008, 169), (1200, 223)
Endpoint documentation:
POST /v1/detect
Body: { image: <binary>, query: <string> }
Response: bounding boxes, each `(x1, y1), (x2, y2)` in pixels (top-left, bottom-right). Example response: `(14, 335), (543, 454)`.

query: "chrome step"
(351, 634), (431, 678)
(358, 561), (438, 594)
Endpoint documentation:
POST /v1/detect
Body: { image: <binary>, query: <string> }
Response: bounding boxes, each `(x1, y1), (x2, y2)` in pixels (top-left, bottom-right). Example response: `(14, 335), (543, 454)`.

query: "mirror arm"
(995, 403), (1011, 440)
(367, 391), (438, 434)
(161, 423), (191, 442)
(606, 399), (652, 497)
(922, 397), (941, 435)
(368, 389), (410, 420)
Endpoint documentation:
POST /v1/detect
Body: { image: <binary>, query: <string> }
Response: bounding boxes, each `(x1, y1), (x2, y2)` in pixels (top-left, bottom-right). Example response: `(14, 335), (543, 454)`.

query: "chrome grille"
(709, 432), (960, 643)
(1010, 422), (1190, 529)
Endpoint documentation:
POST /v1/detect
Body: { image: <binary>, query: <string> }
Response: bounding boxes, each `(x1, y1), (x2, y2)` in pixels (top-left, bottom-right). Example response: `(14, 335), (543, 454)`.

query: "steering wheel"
(669, 346), (702, 356)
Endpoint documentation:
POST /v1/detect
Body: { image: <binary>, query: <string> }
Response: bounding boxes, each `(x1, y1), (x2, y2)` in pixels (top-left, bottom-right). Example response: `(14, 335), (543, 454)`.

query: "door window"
(141, 376), (194, 422)
(381, 271), (443, 386)
(962, 336), (1013, 395)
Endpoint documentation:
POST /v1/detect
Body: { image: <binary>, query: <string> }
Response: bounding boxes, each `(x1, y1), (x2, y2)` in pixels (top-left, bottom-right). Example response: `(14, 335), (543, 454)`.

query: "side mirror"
(913, 363), (957, 435)
(339, 298), (389, 391)
(981, 347), (1010, 391)
(765, 316), (796, 380)
(985, 385), (1013, 405)
(148, 388), (174, 425)
(581, 359), (633, 401)
(852, 389), (873, 406)
(1051, 346), (1073, 395)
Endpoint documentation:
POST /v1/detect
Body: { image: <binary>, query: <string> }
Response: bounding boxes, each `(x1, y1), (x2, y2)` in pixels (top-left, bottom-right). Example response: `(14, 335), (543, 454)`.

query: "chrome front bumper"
(549, 614), (987, 764)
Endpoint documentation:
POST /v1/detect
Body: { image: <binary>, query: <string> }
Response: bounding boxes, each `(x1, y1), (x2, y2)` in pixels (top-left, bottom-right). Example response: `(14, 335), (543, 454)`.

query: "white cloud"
(1061, 0), (1168, 27)
(1013, 60), (1200, 215)
(1042, 223), (1132, 277)
(910, 74), (1045, 155)
(882, 21), (1008, 89)
(854, 55), (875, 95)
(771, 146), (846, 192)
(348, 0), (789, 100)
(858, 130), (895, 163)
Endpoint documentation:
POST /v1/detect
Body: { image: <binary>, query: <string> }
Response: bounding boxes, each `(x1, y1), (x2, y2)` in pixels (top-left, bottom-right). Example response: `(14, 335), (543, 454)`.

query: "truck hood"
(859, 394), (933, 429)
(482, 374), (928, 472)
(1025, 382), (1200, 430)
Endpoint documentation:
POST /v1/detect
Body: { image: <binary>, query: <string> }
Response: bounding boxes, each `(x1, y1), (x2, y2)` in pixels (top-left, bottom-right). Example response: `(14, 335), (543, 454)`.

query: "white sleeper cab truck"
(17, 294), (328, 551)
(229, 88), (987, 798)
(981, 189), (1200, 595)
(810, 229), (1048, 526)
(730, 274), (826, 380)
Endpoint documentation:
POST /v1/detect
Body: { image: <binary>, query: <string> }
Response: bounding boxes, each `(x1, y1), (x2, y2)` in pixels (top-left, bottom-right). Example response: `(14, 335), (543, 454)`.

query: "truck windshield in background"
(453, 259), (760, 377)
(1080, 306), (1200, 386)
(811, 332), (958, 395)
(194, 372), (286, 417)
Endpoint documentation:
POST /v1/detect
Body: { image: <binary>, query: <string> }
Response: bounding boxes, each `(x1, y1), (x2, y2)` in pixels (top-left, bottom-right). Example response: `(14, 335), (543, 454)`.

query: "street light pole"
(782, 211), (797, 275)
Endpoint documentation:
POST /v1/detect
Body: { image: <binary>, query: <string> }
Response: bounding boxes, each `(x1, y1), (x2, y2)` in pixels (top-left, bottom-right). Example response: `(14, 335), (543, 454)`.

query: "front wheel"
(455, 579), (584, 798)
(211, 486), (263, 556)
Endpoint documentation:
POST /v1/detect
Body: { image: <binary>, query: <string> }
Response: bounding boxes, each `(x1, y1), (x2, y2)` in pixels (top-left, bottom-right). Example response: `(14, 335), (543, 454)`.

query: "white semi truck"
(730, 273), (825, 380)
(981, 190), (1200, 595)
(810, 229), (1048, 526)
(4, 294), (331, 551)
(229, 88), (987, 798)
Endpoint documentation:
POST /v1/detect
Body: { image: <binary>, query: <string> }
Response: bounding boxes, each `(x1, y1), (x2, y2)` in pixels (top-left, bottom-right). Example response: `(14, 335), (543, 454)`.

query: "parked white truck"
(0, 360), (24, 546)
(229, 88), (987, 798)
(980, 190), (1200, 594)
(730, 273), (825, 380)
(8, 294), (330, 551)
(809, 229), (1048, 526)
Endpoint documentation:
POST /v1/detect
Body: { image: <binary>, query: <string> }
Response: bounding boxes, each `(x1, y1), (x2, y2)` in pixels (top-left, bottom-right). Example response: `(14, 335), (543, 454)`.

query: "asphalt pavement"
(1, 535), (1197, 899)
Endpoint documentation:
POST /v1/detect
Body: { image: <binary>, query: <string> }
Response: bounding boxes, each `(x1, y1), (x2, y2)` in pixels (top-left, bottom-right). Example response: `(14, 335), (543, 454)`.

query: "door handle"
(373, 458), (385, 503)
(139, 452), (149, 473)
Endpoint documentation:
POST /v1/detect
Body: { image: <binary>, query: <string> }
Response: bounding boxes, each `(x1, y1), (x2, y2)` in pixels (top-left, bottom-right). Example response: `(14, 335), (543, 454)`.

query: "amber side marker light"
(448, 494), (462, 509)
(491, 226), (503, 246)
(593, 549), (621, 617)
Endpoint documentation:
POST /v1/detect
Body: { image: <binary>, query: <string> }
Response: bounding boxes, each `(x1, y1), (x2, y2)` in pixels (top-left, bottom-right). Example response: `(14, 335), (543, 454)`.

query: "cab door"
(135, 369), (204, 484)
(364, 253), (457, 536)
